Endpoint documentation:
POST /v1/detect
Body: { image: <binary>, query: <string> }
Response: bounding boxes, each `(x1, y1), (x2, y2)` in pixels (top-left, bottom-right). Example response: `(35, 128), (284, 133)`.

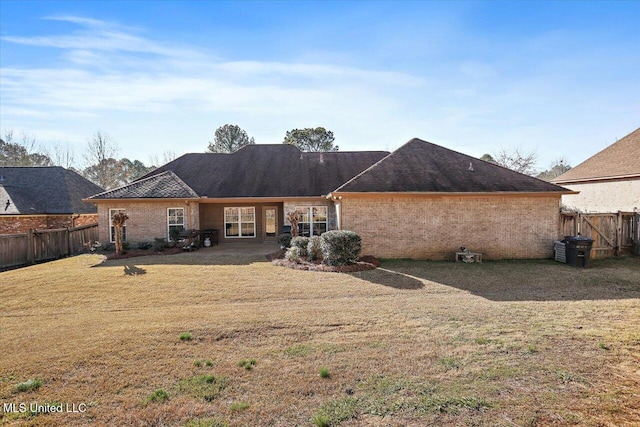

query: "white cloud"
(1, 14), (638, 167)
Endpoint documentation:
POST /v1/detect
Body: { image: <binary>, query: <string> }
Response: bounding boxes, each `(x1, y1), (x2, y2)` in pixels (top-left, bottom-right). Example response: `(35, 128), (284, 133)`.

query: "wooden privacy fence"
(560, 212), (639, 259)
(0, 223), (98, 270)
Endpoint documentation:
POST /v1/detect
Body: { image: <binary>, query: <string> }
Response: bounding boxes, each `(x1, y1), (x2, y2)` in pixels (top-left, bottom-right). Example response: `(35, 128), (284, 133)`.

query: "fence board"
(560, 212), (636, 258)
(0, 233), (29, 268)
(1, 223), (98, 270)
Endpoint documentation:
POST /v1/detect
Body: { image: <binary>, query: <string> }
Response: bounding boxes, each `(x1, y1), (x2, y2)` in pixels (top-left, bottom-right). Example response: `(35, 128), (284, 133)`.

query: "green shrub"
(285, 246), (305, 263)
(307, 236), (322, 261)
(320, 230), (362, 266)
(278, 233), (292, 248)
(230, 401), (250, 411)
(152, 237), (166, 251)
(238, 359), (257, 370)
(169, 228), (183, 243)
(290, 236), (310, 257)
(148, 388), (169, 402)
(179, 332), (193, 341)
(137, 241), (152, 250)
(179, 374), (227, 401)
(319, 367), (331, 378)
(15, 379), (42, 393)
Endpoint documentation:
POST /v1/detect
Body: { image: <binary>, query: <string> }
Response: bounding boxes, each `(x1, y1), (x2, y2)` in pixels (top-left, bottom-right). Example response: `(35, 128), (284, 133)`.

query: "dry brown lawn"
(1, 252), (639, 426)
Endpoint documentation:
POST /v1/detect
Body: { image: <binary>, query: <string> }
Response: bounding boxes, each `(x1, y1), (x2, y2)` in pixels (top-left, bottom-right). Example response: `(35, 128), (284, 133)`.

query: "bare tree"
(493, 147), (538, 176)
(537, 157), (572, 181)
(84, 131), (118, 166)
(0, 129), (52, 167)
(148, 150), (178, 168)
(51, 143), (77, 169)
(83, 131), (119, 189)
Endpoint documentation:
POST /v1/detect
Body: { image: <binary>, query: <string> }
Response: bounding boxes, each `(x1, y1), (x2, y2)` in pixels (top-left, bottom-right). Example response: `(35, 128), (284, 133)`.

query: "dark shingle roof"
(89, 171), (198, 200)
(0, 167), (104, 215)
(335, 138), (568, 193)
(551, 127), (640, 183)
(125, 144), (389, 198)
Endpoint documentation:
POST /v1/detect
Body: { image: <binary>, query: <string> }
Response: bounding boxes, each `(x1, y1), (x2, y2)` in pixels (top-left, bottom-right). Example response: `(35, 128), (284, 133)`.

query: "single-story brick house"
(86, 139), (572, 259)
(0, 167), (103, 235)
(551, 127), (640, 213)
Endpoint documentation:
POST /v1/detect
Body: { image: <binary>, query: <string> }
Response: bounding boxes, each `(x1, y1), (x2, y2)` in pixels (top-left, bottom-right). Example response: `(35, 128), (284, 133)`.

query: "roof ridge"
(89, 170), (196, 199)
(333, 137), (569, 194)
(332, 143), (404, 192)
(551, 126), (640, 183)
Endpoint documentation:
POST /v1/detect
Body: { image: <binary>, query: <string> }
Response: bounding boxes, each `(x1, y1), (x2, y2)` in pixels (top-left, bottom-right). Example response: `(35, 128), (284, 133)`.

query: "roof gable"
(0, 167), (104, 215)
(552, 127), (640, 183)
(335, 138), (568, 194)
(88, 171), (198, 200)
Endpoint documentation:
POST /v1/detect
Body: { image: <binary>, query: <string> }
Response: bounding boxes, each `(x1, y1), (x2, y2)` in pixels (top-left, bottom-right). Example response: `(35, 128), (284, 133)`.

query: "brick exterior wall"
(96, 201), (199, 244)
(559, 178), (640, 213)
(0, 214), (98, 235)
(339, 194), (561, 260)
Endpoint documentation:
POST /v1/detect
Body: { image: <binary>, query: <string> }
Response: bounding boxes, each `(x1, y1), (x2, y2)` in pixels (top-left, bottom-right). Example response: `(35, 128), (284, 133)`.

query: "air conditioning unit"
(554, 241), (566, 263)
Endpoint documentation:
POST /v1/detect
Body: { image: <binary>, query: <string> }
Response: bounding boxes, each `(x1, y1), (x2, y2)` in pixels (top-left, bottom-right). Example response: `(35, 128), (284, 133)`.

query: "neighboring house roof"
(94, 144), (390, 199)
(0, 167), (104, 215)
(89, 171), (199, 200)
(551, 127), (640, 183)
(334, 138), (568, 194)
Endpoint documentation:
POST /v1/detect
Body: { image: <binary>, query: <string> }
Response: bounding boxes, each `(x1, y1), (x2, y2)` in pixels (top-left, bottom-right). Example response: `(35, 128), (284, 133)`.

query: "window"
(167, 208), (185, 241)
(225, 207), (255, 238)
(109, 209), (127, 243)
(296, 206), (328, 237)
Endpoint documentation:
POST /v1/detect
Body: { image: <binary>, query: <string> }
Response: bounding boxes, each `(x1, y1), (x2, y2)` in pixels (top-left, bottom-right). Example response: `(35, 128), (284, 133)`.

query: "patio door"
(263, 207), (278, 241)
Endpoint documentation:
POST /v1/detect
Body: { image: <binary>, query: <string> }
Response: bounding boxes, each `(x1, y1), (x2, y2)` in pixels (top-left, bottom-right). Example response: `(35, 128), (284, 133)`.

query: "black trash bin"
(563, 236), (593, 267)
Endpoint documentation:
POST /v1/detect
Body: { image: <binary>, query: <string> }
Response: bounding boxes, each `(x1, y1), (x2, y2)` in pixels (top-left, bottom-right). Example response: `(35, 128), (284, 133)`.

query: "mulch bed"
(268, 250), (381, 272)
(105, 247), (183, 260)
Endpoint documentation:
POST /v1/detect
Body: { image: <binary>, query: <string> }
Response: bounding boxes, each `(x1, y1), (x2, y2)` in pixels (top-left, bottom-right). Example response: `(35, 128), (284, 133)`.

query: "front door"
(263, 207), (278, 241)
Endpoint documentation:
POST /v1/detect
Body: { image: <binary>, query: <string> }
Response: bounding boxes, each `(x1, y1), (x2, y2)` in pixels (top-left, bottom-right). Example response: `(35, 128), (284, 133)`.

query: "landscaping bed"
(270, 251), (381, 272)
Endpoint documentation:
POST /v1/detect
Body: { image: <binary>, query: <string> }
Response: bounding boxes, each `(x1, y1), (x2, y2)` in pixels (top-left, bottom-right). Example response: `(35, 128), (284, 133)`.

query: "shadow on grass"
(349, 268), (424, 290)
(92, 252), (269, 268)
(367, 257), (640, 301)
(123, 265), (146, 276)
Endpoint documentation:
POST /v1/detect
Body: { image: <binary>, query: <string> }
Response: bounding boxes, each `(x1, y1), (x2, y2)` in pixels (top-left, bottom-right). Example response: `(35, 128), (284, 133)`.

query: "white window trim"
(167, 207), (186, 241)
(295, 206), (328, 237)
(224, 207), (256, 238)
(109, 208), (127, 243)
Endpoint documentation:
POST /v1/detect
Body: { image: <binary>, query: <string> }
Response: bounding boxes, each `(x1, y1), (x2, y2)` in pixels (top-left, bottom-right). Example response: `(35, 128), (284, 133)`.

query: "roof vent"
(468, 162), (474, 172)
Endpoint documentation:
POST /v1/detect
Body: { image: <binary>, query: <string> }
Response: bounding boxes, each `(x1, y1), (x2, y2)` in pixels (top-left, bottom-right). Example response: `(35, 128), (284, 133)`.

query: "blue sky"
(1, 1), (638, 169)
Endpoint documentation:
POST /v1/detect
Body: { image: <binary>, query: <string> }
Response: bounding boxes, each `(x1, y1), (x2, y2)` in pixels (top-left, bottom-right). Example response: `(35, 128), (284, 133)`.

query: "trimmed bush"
(307, 236), (322, 261)
(290, 236), (310, 258)
(285, 246), (305, 263)
(320, 230), (362, 266)
(278, 233), (292, 249)
(137, 241), (152, 250)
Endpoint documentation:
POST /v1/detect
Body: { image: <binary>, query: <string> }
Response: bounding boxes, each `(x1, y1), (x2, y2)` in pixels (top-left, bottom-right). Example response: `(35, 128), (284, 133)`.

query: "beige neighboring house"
(552, 127), (640, 213)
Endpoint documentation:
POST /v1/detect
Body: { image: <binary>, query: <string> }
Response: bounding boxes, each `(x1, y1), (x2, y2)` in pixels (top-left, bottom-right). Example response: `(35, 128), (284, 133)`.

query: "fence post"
(633, 209), (640, 255)
(27, 229), (35, 264)
(616, 211), (622, 256)
(67, 227), (72, 257)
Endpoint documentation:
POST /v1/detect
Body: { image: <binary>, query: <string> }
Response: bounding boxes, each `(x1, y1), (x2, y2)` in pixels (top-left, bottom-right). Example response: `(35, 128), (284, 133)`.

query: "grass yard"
(1, 252), (639, 426)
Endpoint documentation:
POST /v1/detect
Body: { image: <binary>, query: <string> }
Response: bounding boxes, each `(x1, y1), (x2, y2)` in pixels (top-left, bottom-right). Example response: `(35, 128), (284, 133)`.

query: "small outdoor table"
(455, 252), (482, 263)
